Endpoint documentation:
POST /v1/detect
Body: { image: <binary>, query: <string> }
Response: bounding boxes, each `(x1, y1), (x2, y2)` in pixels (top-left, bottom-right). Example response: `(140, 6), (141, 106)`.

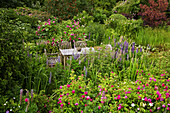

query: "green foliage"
(93, 9), (107, 24)
(75, 0), (94, 14)
(105, 14), (127, 28)
(73, 10), (94, 26)
(15, 7), (53, 22)
(46, 0), (79, 21)
(92, 0), (118, 17)
(135, 27), (170, 49)
(0, 0), (45, 8)
(85, 22), (106, 45)
(115, 19), (143, 38)
(112, 0), (141, 15)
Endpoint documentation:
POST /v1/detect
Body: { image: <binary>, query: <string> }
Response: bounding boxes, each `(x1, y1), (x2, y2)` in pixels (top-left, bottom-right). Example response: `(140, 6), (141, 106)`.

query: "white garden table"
(59, 47), (95, 68)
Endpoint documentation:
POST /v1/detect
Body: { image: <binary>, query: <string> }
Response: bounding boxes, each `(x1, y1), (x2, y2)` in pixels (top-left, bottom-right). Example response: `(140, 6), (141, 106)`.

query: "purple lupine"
(119, 57), (122, 62)
(131, 45), (135, 53)
(121, 47), (124, 54)
(117, 42), (120, 46)
(140, 47), (142, 52)
(114, 38), (116, 42)
(133, 42), (135, 47)
(125, 42), (129, 53)
(84, 57), (86, 62)
(136, 48), (138, 53)
(49, 72), (52, 84)
(20, 89), (23, 104)
(79, 60), (81, 64)
(114, 42), (116, 47)
(109, 37), (110, 40)
(124, 41), (127, 46)
(127, 54), (129, 60)
(84, 66), (86, 71)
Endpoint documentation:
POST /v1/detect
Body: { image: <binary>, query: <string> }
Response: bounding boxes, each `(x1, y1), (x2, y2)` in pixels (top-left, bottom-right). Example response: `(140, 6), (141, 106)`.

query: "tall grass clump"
(135, 27), (170, 50)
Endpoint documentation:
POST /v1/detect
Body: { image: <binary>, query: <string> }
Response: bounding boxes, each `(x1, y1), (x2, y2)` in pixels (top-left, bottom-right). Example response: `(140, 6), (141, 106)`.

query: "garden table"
(59, 47), (95, 68)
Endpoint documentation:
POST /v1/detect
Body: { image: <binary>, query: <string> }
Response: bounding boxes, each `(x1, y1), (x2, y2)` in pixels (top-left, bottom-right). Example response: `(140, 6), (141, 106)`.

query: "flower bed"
(43, 70), (170, 112)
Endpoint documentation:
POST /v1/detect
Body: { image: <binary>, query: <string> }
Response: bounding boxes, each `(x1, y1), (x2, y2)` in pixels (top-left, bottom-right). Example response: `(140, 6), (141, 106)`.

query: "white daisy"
(149, 103), (154, 107)
(131, 103), (135, 107)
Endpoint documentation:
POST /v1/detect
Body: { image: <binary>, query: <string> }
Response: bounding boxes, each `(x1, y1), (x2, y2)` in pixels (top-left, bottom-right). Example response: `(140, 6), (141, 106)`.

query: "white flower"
(137, 108), (140, 110)
(13, 97), (15, 99)
(18, 106), (20, 108)
(4, 103), (6, 106)
(142, 98), (144, 100)
(149, 103), (154, 106)
(131, 103), (135, 107)
(10, 109), (12, 111)
(143, 103), (146, 107)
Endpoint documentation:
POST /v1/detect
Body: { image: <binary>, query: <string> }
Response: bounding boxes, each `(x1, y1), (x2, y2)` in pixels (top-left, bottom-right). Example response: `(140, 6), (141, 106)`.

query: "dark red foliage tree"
(138, 0), (168, 27)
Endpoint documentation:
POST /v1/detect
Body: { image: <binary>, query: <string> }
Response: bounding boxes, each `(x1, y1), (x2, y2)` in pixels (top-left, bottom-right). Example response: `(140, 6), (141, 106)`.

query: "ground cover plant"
(0, 0), (170, 113)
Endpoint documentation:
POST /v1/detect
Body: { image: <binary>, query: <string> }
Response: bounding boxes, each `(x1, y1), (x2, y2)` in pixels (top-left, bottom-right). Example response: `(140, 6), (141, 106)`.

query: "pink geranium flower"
(84, 92), (88, 95)
(25, 98), (29, 102)
(67, 84), (70, 88)
(72, 90), (75, 94)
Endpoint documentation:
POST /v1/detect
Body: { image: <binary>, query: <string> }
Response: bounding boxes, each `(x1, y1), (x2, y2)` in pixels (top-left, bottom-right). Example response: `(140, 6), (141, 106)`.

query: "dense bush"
(105, 14), (143, 38)
(15, 7), (53, 22)
(73, 10), (94, 26)
(0, 0), (44, 8)
(46, 0), (78, 21)
(112, 0), (141, 19)
(85, 22), (106, 45)
(138, 0), (169, 27)
(105, 14), (127, 29)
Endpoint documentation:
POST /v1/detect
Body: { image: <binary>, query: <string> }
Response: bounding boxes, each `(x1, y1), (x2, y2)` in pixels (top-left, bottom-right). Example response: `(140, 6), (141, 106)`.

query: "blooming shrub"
(59, 20), (87, 42)
(50, 70), (170, 112)
(138, 0), (169, 27)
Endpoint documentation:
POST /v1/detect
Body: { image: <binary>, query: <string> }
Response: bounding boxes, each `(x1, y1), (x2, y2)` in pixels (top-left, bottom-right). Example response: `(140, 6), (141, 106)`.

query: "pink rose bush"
(48, 70), (170, 112)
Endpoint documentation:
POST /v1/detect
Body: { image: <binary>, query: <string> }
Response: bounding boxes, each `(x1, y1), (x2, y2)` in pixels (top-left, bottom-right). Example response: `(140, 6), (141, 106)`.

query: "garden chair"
(74, 41), (86, 51)
(58, 41), (72, 49)
(44, 49), (60, 67)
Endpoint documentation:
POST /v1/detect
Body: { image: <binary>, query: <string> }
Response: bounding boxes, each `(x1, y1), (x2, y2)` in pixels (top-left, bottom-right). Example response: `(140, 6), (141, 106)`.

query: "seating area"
(45, 41), (87, 68)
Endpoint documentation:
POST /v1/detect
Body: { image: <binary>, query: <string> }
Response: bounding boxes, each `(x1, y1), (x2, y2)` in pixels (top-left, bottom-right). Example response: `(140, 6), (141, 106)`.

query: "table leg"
(64, 56), (65, 69)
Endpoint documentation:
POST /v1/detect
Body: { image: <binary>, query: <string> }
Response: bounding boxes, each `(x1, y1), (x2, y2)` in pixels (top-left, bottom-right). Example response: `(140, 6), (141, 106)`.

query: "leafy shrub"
(138, 0), (169, 27)
(0, 20), (29, 112)
(115, 19), (143, 38)
(73, 10), (94, 26)
(0, 0), (44, 8)
(93, 9), (107, 24)
(92, 0), (118, 17)
(85, 22), (106, 45)
(46, 0), (79, 21)
(112, 0), (141, 18)
(15, 7), (53, 22)
(105, 14), (127, 29)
